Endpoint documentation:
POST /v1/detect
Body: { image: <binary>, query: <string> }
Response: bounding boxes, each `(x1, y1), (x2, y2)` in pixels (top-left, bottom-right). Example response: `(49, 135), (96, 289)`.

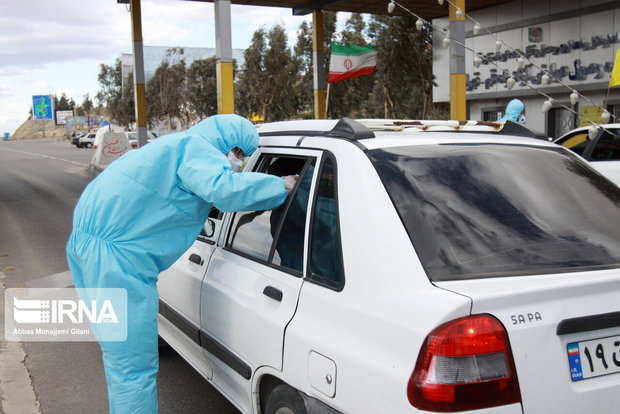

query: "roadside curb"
(0, 272), (41, 414)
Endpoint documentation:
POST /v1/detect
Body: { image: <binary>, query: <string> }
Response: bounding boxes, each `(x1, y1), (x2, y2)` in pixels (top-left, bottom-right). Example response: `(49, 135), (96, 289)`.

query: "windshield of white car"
(368, 143), (620, 281)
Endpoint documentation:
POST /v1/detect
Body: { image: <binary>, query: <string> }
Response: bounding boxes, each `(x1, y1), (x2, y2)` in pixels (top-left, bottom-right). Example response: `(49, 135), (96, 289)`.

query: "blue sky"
(0, 0), (315, 135)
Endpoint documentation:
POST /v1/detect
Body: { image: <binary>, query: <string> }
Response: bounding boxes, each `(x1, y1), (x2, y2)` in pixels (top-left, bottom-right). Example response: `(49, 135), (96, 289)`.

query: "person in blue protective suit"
(499, 99), (525, 123)
(66, 114), (293, 414)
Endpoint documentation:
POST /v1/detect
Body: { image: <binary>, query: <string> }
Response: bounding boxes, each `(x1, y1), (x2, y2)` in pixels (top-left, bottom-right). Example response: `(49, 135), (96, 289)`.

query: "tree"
(54, 93), (73, 111)
(237, 25), (297, 121)
(146, 49), (187, 129)
(186, 57), (217, 119)
(186, 57), (238, 119)
(236, 28), (267, 119)
(368, 15), (448, 119)
(76, 93), (94, 117)
(293, 20), (314, 116)
(263, 25), (298, 120)
(120, 72), (136, 127)
(293, 12), (338, 117)
(96, 58), (135, 126)
(75, 93), (95, 130)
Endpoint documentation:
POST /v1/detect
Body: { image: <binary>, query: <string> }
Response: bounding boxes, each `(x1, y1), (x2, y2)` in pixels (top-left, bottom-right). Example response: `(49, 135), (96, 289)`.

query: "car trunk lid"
(436, 268), (620, 413)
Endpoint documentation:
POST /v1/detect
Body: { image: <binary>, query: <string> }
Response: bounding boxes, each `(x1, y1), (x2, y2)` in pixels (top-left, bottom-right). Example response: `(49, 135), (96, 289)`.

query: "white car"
(157, 118), (620, 413)
(127, 131), (157, 148)
(78, 132), (96, 148)
(554, 124), (620, 186)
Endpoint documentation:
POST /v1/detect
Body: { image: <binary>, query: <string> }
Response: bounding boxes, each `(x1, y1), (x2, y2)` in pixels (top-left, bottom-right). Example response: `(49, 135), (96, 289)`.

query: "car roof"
(257, 118), (555, 151)
(555, 124), (620, 140)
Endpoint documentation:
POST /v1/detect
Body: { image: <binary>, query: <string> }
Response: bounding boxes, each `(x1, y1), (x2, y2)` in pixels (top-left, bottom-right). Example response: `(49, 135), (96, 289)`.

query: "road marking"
(0, 147), (90, 168)
(0, 272), (41, 414)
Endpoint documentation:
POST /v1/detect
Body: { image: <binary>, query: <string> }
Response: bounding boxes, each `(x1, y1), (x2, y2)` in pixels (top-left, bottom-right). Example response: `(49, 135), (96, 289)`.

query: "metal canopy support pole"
(449, 0), (466, 121)
(312, 10), (327, 119)
(130, 0), (148, 147)
(215, 0), (234, 114)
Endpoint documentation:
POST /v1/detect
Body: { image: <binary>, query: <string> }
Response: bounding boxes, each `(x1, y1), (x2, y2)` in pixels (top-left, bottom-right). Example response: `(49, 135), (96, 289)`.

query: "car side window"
(227, 154), (314, 275)
(557, 131), (589, 156)
(308, 156), (344, 289)
(271, 163), (314, 273)
(591, 130), (620, 161)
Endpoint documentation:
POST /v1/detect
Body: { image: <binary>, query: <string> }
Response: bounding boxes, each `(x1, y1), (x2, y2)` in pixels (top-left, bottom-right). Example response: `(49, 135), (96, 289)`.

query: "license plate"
(567, 335), (620, 381)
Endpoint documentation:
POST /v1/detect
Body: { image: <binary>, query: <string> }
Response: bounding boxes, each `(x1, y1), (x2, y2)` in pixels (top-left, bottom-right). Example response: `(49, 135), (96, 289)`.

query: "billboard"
(32, 95), (53, 120)
(56, 110), (74, 125)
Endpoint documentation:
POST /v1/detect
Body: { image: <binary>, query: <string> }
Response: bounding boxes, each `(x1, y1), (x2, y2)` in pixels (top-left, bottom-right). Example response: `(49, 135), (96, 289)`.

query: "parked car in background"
(157, 118), (620, 414)
(71, 133), (85, 147)
(78, 132), (97, 148)
(554, 124), (620, 186)
(127, 131), (157, 149)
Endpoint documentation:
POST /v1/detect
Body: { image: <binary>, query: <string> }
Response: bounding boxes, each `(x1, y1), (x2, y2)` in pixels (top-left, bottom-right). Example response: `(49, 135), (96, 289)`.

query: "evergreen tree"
(186, 57), (218, 119)
(368, 15), (448, 119)
(54, 93), (73, 111)
(237, 25), (297, 121)
(96, 58), (135, 126)
(236, 28), (267, 119)
(146, 49), (187, 129)
(293, 12), (338, 117)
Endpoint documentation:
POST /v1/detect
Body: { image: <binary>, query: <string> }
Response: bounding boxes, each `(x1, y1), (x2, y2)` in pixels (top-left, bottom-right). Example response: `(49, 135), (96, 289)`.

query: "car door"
(158, 209), (223, 328)
(199, 148), (321, 406)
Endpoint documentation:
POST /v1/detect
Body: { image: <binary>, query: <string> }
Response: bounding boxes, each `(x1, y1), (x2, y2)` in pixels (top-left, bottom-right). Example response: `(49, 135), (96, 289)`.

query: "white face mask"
(227, 151), (243, 172)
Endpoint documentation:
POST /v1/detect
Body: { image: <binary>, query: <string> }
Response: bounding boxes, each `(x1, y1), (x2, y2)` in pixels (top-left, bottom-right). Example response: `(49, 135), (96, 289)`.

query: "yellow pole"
(312, 10), (327, 119)
(130, 0), (148, 146)
(449, 0), (466, 121)
(216, 62), (234, 114)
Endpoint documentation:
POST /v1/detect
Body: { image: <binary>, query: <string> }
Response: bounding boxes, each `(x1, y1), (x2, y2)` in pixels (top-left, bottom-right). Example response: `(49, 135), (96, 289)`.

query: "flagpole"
(325, 82), (331, 117)
(604, 85), (611, 112)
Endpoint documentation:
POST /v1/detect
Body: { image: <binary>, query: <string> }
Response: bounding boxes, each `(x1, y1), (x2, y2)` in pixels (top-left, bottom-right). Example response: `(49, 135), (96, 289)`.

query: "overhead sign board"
(433, 7), (620, 101)
(32, 95), (53, 120)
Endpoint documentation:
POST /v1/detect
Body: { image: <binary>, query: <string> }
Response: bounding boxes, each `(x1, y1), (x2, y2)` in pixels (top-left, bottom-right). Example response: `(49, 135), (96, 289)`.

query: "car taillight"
(408, 314), (521, 412)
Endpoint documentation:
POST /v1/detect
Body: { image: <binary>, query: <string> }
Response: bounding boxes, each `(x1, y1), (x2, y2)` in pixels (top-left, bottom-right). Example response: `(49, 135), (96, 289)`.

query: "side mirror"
(204, 219), (216, 238)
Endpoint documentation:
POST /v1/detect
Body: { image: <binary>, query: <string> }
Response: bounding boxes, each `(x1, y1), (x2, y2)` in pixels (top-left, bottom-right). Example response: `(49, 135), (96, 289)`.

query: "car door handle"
(188, 253), (204, 266)
(263, 286), (283, 302)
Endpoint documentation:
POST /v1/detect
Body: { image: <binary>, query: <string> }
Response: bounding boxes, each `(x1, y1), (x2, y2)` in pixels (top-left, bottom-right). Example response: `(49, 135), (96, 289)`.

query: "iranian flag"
(328, 43), (377, 83)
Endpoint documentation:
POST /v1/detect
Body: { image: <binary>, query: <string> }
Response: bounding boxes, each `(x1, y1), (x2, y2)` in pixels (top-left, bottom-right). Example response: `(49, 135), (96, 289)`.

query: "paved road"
(0, 139), (238, 414)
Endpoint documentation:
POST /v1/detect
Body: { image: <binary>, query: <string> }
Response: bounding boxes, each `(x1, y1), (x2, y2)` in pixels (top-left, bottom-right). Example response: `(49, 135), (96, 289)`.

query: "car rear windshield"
(368, 143), (620, 281)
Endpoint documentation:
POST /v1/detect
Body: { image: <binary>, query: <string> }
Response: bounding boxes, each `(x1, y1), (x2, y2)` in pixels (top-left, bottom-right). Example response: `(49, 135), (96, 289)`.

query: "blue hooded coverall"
(66, 115), (288, 414)
(499, 99), (525, 122)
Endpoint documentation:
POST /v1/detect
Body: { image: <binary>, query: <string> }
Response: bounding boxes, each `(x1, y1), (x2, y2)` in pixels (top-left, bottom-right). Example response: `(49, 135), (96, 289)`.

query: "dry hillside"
(12, 116), (68, 140)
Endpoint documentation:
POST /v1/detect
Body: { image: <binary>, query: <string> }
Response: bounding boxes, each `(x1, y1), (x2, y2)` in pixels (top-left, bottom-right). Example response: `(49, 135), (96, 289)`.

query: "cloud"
(0, 0), (321, 134)
(0, 0), (130, 71)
